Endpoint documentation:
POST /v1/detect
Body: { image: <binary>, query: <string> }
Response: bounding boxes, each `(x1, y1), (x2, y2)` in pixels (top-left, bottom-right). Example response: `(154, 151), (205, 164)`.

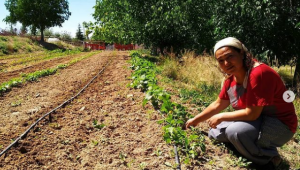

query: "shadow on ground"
(38, 41), (65, 51)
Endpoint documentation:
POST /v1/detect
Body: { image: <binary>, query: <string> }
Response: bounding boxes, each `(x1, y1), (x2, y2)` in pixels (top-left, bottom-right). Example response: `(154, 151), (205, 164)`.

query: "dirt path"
(0, 51), (173, 170)
(0, 52), (91, 84)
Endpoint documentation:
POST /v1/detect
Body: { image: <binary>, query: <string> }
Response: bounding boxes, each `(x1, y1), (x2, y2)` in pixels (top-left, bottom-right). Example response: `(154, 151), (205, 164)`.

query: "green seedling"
(11, 99), (22, 107)
(119, 152), (127, 162)
(139, 162), (147, 170)
(93, 119), (105, 130)
(92, 140), (99, 146)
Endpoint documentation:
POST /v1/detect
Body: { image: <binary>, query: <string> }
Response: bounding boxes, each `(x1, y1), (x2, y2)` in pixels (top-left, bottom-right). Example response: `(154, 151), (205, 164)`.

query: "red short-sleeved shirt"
(219, 63), (298, 133)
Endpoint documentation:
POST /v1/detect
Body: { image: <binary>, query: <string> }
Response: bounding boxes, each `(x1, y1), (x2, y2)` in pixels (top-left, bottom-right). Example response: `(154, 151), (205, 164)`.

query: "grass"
(0, 35), (45, 55)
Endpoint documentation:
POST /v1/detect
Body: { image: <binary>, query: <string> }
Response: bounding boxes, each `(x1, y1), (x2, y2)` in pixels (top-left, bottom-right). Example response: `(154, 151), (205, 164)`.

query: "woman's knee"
(225, 121), (260, 142)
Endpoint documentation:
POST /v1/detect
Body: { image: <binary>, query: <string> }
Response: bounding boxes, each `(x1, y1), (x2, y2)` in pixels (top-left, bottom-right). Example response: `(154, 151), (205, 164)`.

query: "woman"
(185, 37), (298, 168)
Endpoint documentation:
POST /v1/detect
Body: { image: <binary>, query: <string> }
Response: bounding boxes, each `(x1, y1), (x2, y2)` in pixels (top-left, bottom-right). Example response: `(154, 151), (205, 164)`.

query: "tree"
(83, 21), (93, 40)
(60, 31), (72, 41)
(20, 25), (27, 35)
(29, 25), (37, 36)
(92, 0), (214, 54)
(44, 28), (54, 38)
(212, 0), (300, 88)
(75, 24), (85, 41)
(4, 0), (71, 42)
(54, 32), (61, 38)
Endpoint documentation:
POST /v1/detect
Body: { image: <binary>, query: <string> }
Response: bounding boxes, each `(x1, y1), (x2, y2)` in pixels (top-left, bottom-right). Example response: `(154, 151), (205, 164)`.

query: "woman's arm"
(185, 97), (230, 129)
(207, 106), (263, 128)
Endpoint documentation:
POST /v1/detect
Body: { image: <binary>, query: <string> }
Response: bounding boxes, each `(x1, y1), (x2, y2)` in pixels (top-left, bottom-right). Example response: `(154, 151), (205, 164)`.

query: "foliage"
(93, 119), (105, 130)
(54, 32), (61, 38)
(20, 25), (27, 35)
(44, 28), (54, 38)
(92, 0), (214, 53)
(82, 21), (94, 40)
(212, 0), (300, 84)
(76, 24), (85, 41)
(93, 0), (300, 87)
(129, 51), (206, 164)
(4, 0), (71, 42)
(60, 31), (72, 42)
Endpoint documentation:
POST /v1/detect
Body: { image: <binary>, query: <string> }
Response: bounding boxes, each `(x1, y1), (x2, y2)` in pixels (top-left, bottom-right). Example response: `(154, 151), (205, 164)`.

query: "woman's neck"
(233, 69), (247, 85)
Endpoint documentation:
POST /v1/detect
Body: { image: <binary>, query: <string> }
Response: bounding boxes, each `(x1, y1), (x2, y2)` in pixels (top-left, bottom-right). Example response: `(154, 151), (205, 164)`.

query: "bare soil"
(0, 51), (174, 170)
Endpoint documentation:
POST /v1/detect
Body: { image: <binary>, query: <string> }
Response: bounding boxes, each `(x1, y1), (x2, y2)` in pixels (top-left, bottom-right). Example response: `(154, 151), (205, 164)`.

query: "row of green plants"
(129, 51), (206, 164)
(0, 51), (100, 96)
(8, 49), (82, 66)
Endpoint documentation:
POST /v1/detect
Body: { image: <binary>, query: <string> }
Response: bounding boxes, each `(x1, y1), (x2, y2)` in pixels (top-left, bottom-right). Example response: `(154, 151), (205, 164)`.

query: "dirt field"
(0, 52), (89, 84)
(0, 51), (174, 170)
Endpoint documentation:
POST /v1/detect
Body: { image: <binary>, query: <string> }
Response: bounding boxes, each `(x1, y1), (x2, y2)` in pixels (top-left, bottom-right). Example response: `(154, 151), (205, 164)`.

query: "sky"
(0, 0), (96, 38)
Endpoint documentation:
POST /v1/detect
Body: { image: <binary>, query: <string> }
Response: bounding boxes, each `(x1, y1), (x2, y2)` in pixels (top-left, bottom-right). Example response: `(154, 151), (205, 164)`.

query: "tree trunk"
(159, 46), (164, 55)
(293, 57), (300, 93)
(41, 28), (44, 42)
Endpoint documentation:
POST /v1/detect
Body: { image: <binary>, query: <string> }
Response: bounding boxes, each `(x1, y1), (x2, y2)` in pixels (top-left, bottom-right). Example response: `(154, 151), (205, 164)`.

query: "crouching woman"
(185, 37), (298, 168)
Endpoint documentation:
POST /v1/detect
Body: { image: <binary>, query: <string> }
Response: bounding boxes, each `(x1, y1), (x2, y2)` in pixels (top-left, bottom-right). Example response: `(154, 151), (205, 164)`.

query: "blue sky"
(0, 0), (96, 37)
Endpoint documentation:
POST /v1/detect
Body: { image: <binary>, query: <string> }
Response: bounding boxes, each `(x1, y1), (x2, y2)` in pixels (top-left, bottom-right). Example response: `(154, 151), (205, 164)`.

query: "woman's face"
(215, 46), (244, 75)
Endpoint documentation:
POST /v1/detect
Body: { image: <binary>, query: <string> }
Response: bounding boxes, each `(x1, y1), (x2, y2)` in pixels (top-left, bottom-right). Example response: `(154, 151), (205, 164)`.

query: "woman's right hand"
(185, 118), (198, 129)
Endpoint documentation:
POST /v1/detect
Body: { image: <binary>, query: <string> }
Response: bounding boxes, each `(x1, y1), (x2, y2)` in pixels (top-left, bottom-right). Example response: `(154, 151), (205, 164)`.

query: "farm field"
(0, 50), (299, 170)
(0, 50), (87, 83)
(0, 51), (175, 169)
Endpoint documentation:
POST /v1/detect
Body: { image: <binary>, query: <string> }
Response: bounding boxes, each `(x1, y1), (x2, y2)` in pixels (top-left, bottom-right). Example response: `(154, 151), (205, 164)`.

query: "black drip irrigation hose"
(174, 144), (181, 170)
(0, 58), (113, 157)
(153, 108), (182, 169)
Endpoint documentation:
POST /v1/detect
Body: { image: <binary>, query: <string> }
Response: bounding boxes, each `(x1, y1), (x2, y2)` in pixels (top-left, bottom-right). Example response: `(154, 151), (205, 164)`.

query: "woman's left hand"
(207, 114), (223, 129)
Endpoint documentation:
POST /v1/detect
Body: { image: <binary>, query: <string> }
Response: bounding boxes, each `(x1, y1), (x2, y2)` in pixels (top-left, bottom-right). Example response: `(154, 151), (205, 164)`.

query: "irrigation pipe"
(174, 144), (181, 170)
(152, 106), (182, 169)
(0, 58), (113, 157)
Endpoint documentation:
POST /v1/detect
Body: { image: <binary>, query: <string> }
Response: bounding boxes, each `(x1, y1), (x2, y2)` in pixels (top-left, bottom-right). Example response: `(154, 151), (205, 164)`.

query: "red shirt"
(219, 63), (298, 133)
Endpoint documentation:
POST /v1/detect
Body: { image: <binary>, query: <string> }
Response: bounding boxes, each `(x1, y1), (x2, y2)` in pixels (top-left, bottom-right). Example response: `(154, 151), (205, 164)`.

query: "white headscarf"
(214, 37), (248, 57)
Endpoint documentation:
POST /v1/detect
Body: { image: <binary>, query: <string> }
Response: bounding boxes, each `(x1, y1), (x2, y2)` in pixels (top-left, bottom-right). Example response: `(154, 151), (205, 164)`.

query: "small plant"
(49, 123), (61, 129)
(92, 140), (99, 146)
(234, 157), (252, 168)
(154, 149), (162, 156)
(139, 162), (147, 170)
(11, 99), (22, 107)
(93, 119), (105, 130)
(57, 64), (68, 69)
(119, 152), (127, 163)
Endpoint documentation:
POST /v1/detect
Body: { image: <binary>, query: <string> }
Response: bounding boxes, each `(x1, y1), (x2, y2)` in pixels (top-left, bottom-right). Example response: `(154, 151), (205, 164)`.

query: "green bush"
(0, 36), (8, 42)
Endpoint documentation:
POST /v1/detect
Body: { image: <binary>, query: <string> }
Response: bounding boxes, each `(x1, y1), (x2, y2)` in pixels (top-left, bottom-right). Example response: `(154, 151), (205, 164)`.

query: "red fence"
(84, 42), (135, 51)
(114, 43), (135, 51)
(84, 42), (106, 50)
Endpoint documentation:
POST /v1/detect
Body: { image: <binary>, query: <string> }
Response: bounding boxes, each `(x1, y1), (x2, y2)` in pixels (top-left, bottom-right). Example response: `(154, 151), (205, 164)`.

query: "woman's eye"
(218, 60), (224, 64)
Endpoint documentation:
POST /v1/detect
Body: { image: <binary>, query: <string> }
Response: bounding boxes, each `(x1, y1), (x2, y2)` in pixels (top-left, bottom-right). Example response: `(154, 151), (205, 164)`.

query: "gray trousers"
(208, 116), (294, 165)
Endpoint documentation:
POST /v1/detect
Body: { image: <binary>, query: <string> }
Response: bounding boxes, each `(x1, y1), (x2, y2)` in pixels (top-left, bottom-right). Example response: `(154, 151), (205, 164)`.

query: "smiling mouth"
(226, 66), (234, 71)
